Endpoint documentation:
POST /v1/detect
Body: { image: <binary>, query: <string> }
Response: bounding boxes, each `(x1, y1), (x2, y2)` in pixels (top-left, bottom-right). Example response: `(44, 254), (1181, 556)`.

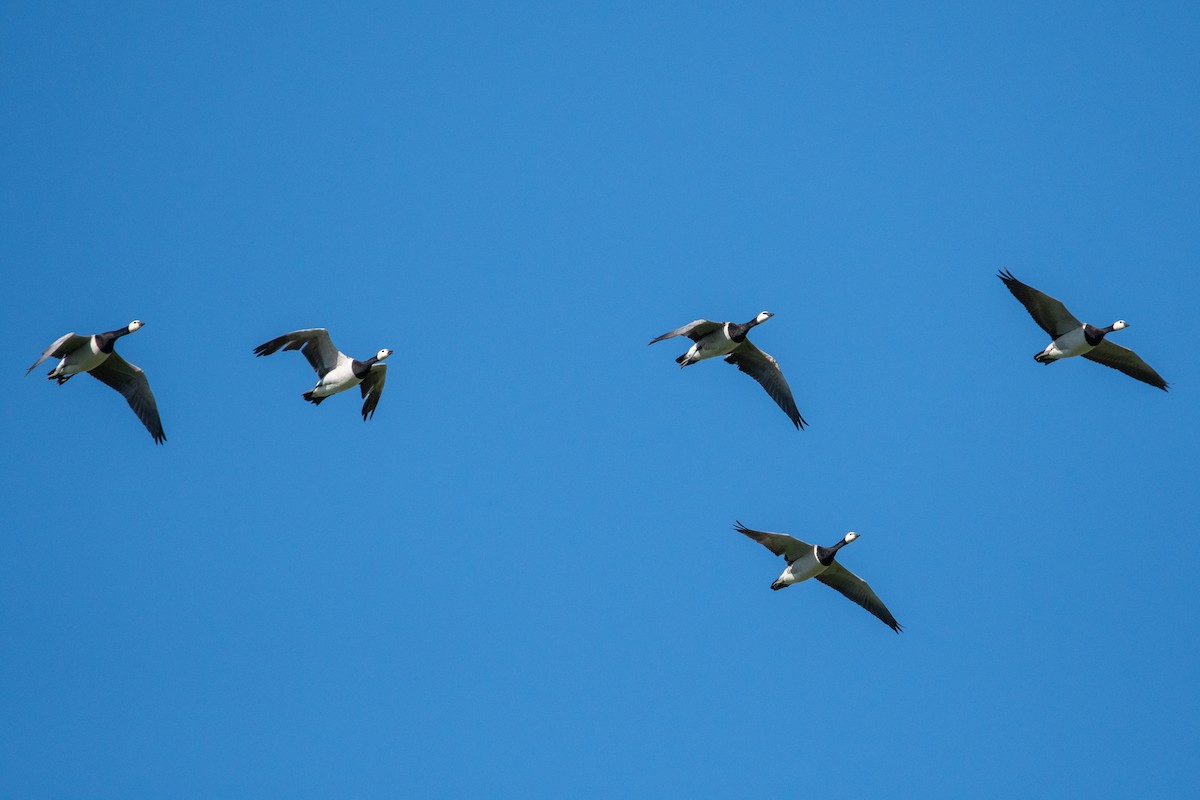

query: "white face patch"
(377, 349), (393, 360)
(128, 320), (144, 331)
(756, 311), (773, 323)
(844, 531), (859, 542)
(1112, 320), (1128, 330)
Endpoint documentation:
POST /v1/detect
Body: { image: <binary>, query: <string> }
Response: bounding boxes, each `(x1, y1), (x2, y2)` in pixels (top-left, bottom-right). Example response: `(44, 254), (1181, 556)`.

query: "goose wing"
(87, 352), (166, 444)
(359, 364), (387, 420)
(815, 562), (902, 633)
(253, 328), (346, 378)
(648, 320), (722, 344)
(997, 269), (1082, 338)
(1082, 340), (1168, 391)
(26, 332), (88, 375)
(724, 341), (807, 429)
(734, 522), (812, 562)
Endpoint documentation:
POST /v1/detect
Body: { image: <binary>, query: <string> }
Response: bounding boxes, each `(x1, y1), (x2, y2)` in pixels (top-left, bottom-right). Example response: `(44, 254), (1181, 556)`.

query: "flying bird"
(998, 269), (1167, 390)
(254, 329), (392, 420)
(735, 522), (901, 633)
(25, 320), (166, 444)
(648, 312), (807, 429)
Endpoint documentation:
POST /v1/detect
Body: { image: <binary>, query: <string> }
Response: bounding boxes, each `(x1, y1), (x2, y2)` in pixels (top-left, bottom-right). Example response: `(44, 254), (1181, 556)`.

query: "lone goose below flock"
(998, 269), (1168, 390)
(25, 320), (167, 444)
(254, 328), (392, 420)
(735, 522), (902, 633)
(649, 311), (807, 429)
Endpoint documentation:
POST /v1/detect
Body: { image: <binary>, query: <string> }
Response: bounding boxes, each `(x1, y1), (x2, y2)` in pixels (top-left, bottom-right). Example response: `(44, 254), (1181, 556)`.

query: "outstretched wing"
(815, 562), (902, 633)
(997, 269), (1082, 338)
(648, 320), (721, 345)
(1082, 340), (1168, 391)
(26, 332), (88, 376)
(733, 522), (812, 563)
(724, 341), (807, 429)
(253, 328), (346, 378)
(87, 352), (167, 444)
(359, 364), (387, 420)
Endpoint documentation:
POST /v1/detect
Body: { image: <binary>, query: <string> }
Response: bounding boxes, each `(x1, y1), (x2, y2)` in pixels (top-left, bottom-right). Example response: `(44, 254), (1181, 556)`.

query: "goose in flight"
(998, 269), (1167, 390)
(254, 328), (392, 420)
(648, 312), (807, 429)
(735, 522), (901, 633)
(25, 320), (166, 444)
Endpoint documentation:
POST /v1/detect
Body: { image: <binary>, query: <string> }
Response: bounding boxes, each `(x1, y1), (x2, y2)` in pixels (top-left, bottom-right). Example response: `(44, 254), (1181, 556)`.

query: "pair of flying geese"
(650, 269), (1167, 431)
(26, 272), (1169, 632)
(24, 328), (391, 444)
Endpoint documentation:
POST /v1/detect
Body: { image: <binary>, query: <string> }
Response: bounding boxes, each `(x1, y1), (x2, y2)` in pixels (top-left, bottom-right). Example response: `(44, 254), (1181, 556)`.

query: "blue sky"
(3, 1), (1198, 796)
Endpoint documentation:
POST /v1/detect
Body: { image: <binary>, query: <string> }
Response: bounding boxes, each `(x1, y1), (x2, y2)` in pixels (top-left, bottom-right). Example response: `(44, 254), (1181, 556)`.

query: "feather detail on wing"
(254, 329), (346, 377)
(1082, 340), (1168, 391)
(648, 320), (721, 345)
(734, 522), (812, 562)
(815, 563), (902, 633)
(359, 364), (387, 420)
(997, 269), (1082, 338)
(724, 342), (807, 429)
(26, 332), (88, 375)
(87, 352), (166, 444)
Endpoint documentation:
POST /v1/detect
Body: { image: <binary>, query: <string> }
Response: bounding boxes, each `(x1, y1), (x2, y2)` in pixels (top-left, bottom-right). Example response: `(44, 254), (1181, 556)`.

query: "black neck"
(729, 318), (760, 343)
(96, 326), (131, 353)
(815, 538), (848, 566)
(351, 356), (378, 379)
(1084, 323), (1114, 347)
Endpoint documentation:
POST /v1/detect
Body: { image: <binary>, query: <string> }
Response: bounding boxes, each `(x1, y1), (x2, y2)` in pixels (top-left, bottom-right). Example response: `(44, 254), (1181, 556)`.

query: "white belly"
(59, 337), (107, 375)
(689, 327), (739, 361)
(776, 548), (826, 587)
(312, 363), (360, 397)
(1042, 328), (1093, 360)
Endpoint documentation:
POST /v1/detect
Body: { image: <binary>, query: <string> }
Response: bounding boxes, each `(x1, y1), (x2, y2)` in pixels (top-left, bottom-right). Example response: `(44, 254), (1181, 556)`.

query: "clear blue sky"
(3, 1), (1198, 796)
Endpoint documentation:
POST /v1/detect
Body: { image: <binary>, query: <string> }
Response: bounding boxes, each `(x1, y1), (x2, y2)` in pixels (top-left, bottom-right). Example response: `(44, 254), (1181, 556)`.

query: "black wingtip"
(733, 521), (755, 536)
